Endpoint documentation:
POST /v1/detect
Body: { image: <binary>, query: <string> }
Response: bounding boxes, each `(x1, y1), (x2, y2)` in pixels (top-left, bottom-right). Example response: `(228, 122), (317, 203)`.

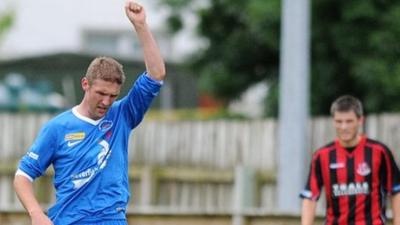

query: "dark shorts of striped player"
(74, 220), (128, 225)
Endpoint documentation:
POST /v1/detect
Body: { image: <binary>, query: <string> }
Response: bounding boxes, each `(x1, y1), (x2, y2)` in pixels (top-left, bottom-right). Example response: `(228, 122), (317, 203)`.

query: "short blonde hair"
(85, 56), (126, 85)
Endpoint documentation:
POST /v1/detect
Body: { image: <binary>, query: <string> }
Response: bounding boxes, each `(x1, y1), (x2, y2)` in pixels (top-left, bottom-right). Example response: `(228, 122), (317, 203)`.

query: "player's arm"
(302, 199), (317, 225)
(300, 151), (323, 225)
(125, 0), (166, 81)
(14, 174), (53, 225)
(382, 144), (400, 225)
(392, 194), (400, 225)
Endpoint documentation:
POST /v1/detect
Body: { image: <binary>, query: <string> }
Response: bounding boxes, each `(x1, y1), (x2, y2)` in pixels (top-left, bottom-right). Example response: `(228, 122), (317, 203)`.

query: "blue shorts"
(75, 220), (128, 225)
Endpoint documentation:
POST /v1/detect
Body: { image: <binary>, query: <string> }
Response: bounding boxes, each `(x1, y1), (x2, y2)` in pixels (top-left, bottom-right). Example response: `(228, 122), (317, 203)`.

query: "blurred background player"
(300, 95), (400, 225)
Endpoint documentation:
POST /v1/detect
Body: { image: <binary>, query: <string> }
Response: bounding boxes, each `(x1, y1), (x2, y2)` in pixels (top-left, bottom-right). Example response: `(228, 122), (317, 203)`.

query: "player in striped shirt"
(300, 95), (400, 225)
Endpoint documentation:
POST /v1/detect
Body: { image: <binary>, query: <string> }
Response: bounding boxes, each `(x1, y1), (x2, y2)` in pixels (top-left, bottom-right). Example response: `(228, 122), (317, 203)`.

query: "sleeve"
(300, 153), (324, 201)
(382, 146), (400, 195)
(17, 122), (57, 181)
(118, 71), (162, 129)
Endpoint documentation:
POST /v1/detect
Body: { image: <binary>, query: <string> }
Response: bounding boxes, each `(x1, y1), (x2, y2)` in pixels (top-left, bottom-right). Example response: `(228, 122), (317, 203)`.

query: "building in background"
(0, 53), (198, 112)
(0, 0), (204, 62)
(0, 0), (267, 118)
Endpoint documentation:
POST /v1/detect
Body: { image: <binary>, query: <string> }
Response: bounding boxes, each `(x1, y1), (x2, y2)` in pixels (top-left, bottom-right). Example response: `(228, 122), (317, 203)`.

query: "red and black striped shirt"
(300, 135), (400, 225)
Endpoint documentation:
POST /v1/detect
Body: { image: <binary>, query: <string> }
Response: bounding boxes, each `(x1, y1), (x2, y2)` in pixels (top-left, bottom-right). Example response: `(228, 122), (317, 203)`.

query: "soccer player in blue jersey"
(13, 1), (165, 225)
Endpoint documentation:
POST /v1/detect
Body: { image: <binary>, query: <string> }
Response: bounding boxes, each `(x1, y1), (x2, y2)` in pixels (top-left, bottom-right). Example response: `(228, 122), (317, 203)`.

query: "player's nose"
(101, 96), (113, 106)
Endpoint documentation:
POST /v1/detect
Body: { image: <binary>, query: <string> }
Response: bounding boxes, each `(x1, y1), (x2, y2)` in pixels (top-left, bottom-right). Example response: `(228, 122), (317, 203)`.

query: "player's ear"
(358, 115), (365, 125)
(81, 77), (90, 91)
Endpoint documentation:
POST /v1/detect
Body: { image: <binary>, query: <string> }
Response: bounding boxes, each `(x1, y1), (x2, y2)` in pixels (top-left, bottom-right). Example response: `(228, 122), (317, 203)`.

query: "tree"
(311, 0), (400, 115)
(0, 11), (13, 40)
(159, 0), (400, 116)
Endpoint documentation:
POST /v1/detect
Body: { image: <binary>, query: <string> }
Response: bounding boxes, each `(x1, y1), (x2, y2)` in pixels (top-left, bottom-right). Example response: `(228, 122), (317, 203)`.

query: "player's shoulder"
(33, 109), (74, 139)
(314, 141), (335, 154)
(365, 137), (392, 152)
(310, 141), (335, 160)
(44, 109), (74, 127)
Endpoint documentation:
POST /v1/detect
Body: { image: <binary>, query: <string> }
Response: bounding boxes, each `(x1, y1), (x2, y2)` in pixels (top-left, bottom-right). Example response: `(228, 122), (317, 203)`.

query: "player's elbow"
(151, 67), (166, 81)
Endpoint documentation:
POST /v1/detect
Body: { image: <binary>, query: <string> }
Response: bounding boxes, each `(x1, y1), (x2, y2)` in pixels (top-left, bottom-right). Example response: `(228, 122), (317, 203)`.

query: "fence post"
(232, 165), (256, 225)
(139, 166), (157, 211)
(0, 177), (8, 210)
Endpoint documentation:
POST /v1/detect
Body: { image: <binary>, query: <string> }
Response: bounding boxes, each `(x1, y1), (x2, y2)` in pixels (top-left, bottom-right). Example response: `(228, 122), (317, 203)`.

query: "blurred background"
(1, 0), (400, 224)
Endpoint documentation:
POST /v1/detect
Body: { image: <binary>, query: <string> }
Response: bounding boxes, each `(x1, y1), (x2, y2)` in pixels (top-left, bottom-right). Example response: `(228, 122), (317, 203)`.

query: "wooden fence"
(3, 113), (400, 168)
(1, 112), (400, 224)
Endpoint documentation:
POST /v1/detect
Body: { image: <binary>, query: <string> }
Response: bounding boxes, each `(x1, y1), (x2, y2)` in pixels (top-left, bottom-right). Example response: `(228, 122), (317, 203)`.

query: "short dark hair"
(85, 56), (126, 85)
(330, 95), (363, 118)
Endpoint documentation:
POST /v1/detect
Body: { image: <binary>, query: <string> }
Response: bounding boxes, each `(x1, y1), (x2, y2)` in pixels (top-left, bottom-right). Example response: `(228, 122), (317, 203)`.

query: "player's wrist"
(133, 21), (148, 32)
(28, 208), (44, 217)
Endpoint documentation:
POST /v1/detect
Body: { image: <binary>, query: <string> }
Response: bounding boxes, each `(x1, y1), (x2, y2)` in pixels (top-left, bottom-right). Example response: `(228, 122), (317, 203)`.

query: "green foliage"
(0, 11), (14, 39)
(159, 0), (400, 116)
(195, 0), (281, 103)
(311, 0), (400, 115)
(166, 14), (184, 33)
(159, 0), (281, 105)
(158, 0), (192, 33)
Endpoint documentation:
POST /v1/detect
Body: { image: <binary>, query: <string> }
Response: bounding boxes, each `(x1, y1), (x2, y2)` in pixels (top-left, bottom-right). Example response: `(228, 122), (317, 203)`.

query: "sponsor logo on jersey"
(330, 163), (345, 169)
(64, 132), (85, 141)
(67, 140), (82, 147)
(65, 132), (85, 148)
(99, 120), (113, 131)
(27, 152), (39, 160)
(71, 167), (96, 189)
(71, 139), (111, 189)
(332, 182), (369, 197)
(356, 162), (371, 176)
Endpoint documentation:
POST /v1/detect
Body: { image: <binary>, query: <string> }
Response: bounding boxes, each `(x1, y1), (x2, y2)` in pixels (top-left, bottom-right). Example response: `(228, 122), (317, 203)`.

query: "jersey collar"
(335, 135), (367, 156)
(72, 106), (103, 125)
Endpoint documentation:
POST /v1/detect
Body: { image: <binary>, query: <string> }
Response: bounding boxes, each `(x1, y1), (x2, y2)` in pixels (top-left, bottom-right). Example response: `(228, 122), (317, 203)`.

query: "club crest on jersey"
(99, 120), (113, 131)
(357, 162), (371, 176)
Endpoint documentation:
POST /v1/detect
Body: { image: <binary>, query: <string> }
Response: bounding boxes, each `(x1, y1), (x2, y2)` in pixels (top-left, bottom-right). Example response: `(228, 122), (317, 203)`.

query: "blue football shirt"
(17, 72), (162, 225)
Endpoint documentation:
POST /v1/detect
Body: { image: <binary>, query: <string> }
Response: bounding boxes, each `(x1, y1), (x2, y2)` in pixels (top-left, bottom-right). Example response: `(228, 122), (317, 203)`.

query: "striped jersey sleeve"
(300, 143), (334, 200)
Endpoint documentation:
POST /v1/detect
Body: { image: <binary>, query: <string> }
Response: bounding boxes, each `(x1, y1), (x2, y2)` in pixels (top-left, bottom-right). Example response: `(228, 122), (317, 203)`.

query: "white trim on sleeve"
(15, 169), (34, 182)
(145, 72), (164, 85)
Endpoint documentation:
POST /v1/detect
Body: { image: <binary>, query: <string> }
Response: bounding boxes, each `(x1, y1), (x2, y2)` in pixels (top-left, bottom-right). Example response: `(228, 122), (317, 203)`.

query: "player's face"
(333, 111), (364, 147)
(83, 78), (121, 120)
